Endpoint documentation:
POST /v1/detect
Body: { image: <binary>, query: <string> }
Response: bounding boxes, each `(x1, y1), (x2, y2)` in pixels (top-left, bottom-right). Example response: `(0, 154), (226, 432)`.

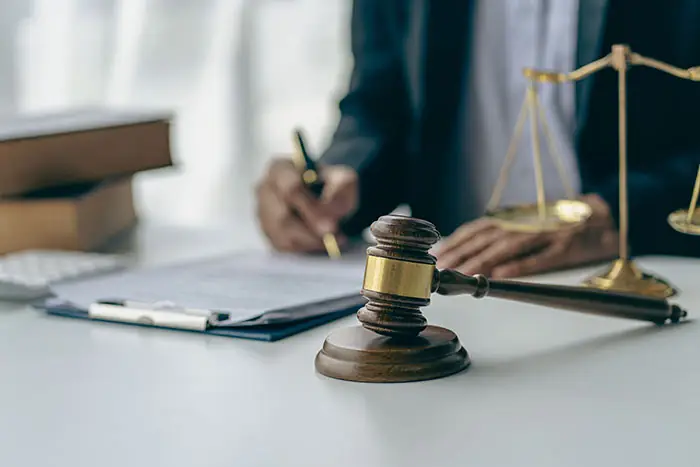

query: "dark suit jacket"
(320, 0), (700, 257)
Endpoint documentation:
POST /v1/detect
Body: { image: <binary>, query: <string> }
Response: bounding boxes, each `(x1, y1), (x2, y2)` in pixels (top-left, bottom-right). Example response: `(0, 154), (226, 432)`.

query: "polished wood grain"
(437, 269), (687, 325)
(315, 325), (469, 383)
(315, 214), (470, 383)
(357, 215), (440, 338)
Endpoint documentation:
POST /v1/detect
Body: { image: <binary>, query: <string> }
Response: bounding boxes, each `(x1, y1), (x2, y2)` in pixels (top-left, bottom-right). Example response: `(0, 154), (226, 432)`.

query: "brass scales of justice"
(482, 43), (700, 298)
(313, 44), (696, 384)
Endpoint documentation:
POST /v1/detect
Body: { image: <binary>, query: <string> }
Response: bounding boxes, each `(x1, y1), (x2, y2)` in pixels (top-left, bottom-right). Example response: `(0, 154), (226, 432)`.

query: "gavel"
(359, 214), (686, 337)
(315, 214), (686, 383)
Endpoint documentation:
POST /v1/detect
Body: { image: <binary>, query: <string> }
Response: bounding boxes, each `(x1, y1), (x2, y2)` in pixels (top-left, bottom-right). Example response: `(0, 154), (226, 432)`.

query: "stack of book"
(0, 108), (173, 253)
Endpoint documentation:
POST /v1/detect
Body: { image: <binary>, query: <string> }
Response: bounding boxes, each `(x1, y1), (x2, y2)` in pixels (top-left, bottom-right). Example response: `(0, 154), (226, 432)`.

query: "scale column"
(582, 44), (677, 298)
(612, 44), (630, 260)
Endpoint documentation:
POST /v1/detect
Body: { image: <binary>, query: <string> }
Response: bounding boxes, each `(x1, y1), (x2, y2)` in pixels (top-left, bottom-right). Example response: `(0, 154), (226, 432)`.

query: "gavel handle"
(436, 269), (687, 324)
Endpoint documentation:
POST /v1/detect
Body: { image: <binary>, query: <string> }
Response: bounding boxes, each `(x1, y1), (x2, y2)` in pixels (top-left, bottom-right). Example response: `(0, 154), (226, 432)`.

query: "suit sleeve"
(591, 151), (700, 257)
(319, 0), (411, 236)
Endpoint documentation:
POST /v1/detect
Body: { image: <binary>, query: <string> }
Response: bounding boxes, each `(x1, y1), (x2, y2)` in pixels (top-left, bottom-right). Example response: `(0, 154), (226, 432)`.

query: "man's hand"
(255, 158), (359, 253)
(431, 194), (619, 278)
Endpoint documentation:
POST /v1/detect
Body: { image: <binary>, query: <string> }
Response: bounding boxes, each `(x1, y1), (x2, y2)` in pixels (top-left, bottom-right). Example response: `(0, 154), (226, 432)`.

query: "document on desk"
(45, 252), (367, 336)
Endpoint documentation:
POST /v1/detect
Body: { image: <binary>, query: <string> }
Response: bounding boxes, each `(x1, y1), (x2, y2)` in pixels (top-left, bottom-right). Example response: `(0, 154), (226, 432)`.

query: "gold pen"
(292, 128), (341, 259)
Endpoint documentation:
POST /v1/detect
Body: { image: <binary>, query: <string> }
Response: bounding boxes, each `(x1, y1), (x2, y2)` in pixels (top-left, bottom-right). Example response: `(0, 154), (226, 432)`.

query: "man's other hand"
(431, 194), (619, 278)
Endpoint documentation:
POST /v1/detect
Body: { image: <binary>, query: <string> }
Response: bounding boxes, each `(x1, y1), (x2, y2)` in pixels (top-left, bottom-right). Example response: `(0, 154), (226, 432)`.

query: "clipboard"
(39, 251), (368, 341)
(42, 295), (364, 342)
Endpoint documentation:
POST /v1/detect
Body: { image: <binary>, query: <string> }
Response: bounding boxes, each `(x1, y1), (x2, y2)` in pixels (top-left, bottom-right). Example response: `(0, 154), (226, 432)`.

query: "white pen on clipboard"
(88, 299), (225, 331)
(97, 299), (215, 316)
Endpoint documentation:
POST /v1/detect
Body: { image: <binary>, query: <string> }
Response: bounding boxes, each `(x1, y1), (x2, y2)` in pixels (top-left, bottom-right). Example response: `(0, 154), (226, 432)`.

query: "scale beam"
(523, 54), (613, 83)
(628, 53), (700, 81)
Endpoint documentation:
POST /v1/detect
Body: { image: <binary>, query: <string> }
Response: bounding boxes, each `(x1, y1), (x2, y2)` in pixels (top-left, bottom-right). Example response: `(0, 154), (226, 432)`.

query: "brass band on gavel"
(363, 255), (435, 300)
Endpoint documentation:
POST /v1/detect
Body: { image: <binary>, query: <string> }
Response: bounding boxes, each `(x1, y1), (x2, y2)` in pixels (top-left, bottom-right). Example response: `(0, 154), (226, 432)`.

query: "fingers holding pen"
(269, 160), (338, 235)
(256, 157), (360, 254)
(256, 176), (326, 252)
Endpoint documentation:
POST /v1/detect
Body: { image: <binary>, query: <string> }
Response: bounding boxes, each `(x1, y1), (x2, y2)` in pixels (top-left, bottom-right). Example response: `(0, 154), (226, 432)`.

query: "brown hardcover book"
(0, 108), (173, 196)
(0, 178), (137, 254)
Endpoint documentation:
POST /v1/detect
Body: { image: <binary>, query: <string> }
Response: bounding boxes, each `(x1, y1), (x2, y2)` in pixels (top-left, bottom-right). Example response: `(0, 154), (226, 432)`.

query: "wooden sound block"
(315, 325), (470, 383)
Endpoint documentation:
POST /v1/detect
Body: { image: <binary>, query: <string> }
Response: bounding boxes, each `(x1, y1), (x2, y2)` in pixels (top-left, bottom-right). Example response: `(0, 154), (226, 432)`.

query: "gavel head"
(358, 214), (441, 338)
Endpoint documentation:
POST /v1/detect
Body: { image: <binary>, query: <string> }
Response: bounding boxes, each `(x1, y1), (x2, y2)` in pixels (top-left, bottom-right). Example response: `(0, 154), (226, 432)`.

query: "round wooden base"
(315, 325), (470, 383)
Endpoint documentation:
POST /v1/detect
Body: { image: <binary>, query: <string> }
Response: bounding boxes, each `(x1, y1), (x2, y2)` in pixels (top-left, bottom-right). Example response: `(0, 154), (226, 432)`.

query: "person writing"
(256, 0), (700, 277)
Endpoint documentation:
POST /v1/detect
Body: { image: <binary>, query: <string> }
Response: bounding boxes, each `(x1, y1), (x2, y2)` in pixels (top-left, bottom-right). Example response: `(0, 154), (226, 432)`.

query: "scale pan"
(484, 200), (592, 233)
(667, 209), (700, 235)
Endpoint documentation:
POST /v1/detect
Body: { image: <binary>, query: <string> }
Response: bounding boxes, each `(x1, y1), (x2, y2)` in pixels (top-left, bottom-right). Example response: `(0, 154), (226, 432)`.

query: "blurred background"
(1, 0), (352, 247)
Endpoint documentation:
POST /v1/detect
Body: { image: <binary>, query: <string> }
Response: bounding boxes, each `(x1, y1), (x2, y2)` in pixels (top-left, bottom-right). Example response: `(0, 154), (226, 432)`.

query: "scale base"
(582, 258), (678, 298)
(315, 325), (470, 383)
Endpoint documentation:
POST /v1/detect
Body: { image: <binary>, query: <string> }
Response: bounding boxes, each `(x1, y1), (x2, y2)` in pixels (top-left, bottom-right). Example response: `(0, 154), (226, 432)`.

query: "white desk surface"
(0, 227), (699, 467)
